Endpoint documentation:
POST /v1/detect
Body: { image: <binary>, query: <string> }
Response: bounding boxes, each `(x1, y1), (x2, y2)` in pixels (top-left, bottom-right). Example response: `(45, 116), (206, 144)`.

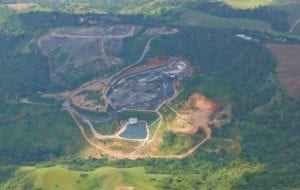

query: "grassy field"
(222, 0), (274, 9)
(2, 3), (51, 12)
(116, 110), (159, 124)
(0, 0), (196, 15)
(1, 166), (165, 190)
(177, 10), (271, 32)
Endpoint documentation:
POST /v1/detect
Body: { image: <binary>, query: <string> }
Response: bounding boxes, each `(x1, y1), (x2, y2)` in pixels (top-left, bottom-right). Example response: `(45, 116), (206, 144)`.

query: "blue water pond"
(165, 81), (174, 97)
(119, 121), (147, 139)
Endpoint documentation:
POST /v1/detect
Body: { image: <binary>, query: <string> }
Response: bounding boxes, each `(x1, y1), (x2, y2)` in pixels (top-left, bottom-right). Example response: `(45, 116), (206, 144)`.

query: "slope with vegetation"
(0, 1), (299, 190)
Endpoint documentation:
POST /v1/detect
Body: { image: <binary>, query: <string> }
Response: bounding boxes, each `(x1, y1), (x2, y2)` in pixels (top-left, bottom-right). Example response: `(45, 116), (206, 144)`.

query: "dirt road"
(289, 19), (300, 33)
(60, 28), (210, 159)
(50, 26), (136, 39)
(127, 136), (209, 159)
(68, 110), (124, 157)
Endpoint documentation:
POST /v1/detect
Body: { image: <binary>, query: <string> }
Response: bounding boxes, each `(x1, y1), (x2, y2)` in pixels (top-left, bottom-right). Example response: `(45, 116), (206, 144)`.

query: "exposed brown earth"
(267, 43), (300, 99)
(71, 84), (107, 112)
(105, 139), (141, 153)
(123, 57), (170, 75)
(116, 187), (134, 190)
(168, 93), (218, 135)
(71, 94), (105, 112)
(67, 92), (217, 159)
(6, 3), (35, 11)
(80, 146), (103, 159)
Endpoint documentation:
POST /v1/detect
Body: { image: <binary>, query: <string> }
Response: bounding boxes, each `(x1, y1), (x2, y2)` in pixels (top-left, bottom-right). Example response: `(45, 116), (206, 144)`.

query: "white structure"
(128, 117), (138, 125)
(176, 61), (186, 70)
(235, 34), (259, 42)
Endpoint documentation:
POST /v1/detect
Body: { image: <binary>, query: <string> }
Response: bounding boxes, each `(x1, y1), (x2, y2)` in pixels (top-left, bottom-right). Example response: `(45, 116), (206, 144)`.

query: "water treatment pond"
(119, 121), (147, 139)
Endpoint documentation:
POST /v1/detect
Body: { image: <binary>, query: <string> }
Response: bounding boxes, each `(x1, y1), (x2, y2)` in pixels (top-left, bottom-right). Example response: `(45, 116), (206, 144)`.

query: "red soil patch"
(6, 3), (37, 11)
(124, 57), (170, 75)
(267, 43), (300, 99)
(168, 93), (218, 136)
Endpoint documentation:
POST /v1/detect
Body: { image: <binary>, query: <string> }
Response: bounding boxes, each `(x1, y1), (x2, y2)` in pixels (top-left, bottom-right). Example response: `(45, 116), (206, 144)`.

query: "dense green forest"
(0, 103), (85, 164)
(196, 2), (290, 31)
(0, 2), (299, 190)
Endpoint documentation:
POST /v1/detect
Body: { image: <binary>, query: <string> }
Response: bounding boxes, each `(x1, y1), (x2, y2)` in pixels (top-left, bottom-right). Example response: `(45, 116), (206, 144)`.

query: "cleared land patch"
(71, 86), (107, 112)
(167, 93), (218, 135)
(222, 0), (274, 9)
(6, 3), (39, 11)
(38, 25), (135, 83)
(267, 43), (300, 99)
(124, 57), (171, 75)
(178, 10), (271, 32)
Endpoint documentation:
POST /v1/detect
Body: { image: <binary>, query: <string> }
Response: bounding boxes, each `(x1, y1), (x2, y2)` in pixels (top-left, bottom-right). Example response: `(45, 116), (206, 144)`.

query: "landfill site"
(106, 58), (188, 111)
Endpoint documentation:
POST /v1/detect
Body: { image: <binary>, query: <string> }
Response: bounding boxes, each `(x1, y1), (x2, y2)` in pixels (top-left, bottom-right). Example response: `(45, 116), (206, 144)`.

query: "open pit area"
(43, 26), (224, 159)
(54, 54), (222, 159)
(38, 25), (136, 83)
(107, 58), (189, 111)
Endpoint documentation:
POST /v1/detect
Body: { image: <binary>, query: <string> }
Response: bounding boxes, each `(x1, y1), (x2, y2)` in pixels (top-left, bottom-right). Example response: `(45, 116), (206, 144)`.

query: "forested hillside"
(196, 2), (290, 31)
(0, 1), (299, 190)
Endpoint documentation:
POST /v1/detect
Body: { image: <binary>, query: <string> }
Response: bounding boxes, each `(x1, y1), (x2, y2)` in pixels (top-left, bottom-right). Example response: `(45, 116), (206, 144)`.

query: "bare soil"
(267, 43), (300, 99)
(106, 139), (141, 154)
(116, 187), (134, 190)
(123, 57), (170, 75)
(80, 146), (103, 159)
(38, 26), (134, 82)
(71, 94), (104, 112)
(71, 84), (106, 112)
(6, 3), (35, 11)
(42, 91), (72, 100)
(168, 93), (218, 136)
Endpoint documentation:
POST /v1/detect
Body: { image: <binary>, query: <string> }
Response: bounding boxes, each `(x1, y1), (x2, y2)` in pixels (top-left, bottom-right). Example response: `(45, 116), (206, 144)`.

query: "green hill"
(0, 1), (299, 190)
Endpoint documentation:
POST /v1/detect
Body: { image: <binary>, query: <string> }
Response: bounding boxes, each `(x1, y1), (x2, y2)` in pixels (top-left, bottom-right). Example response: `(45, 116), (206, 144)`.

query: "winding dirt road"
(62, 30), (210, 159)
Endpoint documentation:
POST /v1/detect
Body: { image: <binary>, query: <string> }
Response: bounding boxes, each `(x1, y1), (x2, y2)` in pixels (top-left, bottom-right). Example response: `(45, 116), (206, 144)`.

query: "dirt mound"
(6, 3), (35, 11)
(267, 44), (300, 99)
(168, 93), (218, 135)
